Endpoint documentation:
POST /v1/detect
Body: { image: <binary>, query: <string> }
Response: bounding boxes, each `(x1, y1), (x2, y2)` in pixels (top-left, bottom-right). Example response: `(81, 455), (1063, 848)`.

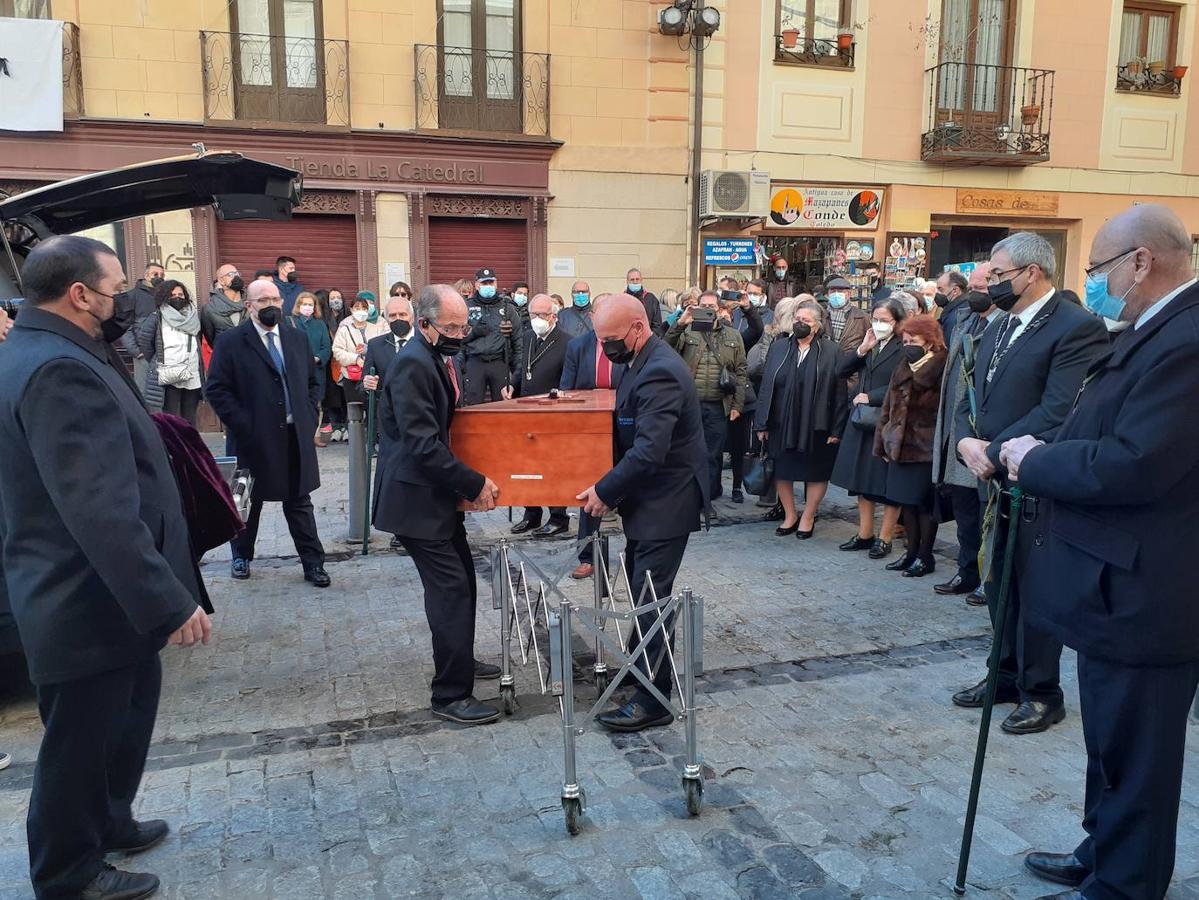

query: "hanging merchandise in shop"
(882, 232), (930, 292)
(768, 185), (885, 230)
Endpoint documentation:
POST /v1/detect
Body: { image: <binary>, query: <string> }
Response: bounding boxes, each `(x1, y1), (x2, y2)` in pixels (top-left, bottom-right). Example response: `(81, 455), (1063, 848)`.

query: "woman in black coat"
(755, 300), (849, 539)
(830, 297), (908, 559)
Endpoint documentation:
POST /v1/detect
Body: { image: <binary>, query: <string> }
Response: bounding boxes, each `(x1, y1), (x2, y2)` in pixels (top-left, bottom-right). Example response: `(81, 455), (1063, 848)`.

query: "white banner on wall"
(0, 17), (64, 132)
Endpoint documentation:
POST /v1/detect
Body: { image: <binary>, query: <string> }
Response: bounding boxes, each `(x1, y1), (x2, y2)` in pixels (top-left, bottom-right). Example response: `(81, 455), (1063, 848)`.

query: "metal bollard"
(345, 402), (367, 543)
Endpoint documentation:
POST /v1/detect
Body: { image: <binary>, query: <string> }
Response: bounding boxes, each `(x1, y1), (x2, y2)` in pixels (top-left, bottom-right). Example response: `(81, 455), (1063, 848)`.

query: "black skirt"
(884, 460), (934, 508)
(768, 427), (839, 482)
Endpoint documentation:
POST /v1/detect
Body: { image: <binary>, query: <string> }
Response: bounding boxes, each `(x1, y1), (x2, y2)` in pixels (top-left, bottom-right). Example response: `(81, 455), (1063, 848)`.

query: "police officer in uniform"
(460, 267), (521, 405)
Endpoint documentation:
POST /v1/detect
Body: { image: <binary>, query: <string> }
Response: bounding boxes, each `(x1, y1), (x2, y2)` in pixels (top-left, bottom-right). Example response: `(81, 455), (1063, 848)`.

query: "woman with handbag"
(830, 297), (908, 559)
(290, 292), (333, 447)
(754, 300), (848, 538)
(332, 292), (387, 410)
(135, 280), (203, 426)
(874, 315), (948, 577)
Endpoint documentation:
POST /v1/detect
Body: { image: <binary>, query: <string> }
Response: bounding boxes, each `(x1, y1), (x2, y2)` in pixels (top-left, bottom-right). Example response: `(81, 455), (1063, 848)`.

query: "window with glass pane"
(778, 0), (849, 41)
(486, 0), (516, 100)
(1191, 237), (1199, 277)
(0, 0), (50, 17)
(282, 0), (316, 89)
(237, 0), (273, 86)
(1118, 2), (1178, 66)
(443, 0), (474, 97)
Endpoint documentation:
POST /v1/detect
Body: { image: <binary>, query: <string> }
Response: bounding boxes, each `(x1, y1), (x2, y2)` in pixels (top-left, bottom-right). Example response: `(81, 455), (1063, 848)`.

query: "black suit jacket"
(373, 332), (486, 540)
(514, 327), (569, 396)
(560, 331), (626, 391)
(204, 319), (321, 501)
(0, 309), (201, 684)
(1020, 283), (1199, 665)
(838, 337), (904, 408)
(364, 331), (410, 391)
(595, 336), (708, 540)
(954, 294), (1109, 474)
(937, 295), (972, 347)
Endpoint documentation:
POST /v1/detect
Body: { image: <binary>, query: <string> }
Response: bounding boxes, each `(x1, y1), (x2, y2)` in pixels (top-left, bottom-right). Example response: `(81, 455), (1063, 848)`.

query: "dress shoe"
(730, 489), (744, 504)
(839, 535), (875, 551)
(231, 558), (250, 580)
(775, 521), (800, 536)
(80, 864), (159, 900)
(571, 563), (593, 580)
(510, 519), (539, 535)
(903, 559), (935, 578)
(103, 820), (169, 855)
(796, 523), (815, 540)
(314, 432), (328, 448)
(885, 553), (916, 572)
(952, 678), (1020, 709)
(532, 521), (568, 537)
(934, 573), (978, 595)
(762, 502), (785, 522)
(431, 696), (501, 726)
(1035, 892), (1083, 900)
(1002, 700), (1065, 735)
(1024, 852), (1090, 888)
(595, 700), (674, 733)
(967, 586), (987, 606)
(868, 539), (892, 559)
(303, 567), (331, 588)
(0, 751), (9, 771)
(474, 660), (501, 680)
(390, 535), (404, 551)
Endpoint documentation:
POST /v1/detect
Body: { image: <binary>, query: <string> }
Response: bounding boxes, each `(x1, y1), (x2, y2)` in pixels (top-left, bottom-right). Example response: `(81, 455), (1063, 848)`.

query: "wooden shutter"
(216, 213), (359, 298)
(427, 217), (528, 288)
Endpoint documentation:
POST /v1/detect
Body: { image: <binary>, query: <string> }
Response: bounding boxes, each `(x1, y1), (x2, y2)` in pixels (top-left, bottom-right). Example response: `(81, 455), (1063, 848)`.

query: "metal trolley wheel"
(500, 683), (518, 715)
(684, 776), (704, 817)
(562, 790), (586, 836)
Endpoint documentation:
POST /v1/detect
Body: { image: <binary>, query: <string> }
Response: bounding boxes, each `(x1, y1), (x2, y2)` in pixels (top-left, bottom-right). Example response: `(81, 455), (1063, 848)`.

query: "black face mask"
(286, 271), (299, 283)
(390, 319), (412, 339)
(257, 306), (281, 327)
(149, 275), (163, 287)
(934, 292), (950, 309)
(987, 267), (1027, 312)
(167, 296), (188, 310)
(966, 290), (992, 314)
(228, 275), (245, 292)
(602, 324), (637, 365)
(903, 344), (926, 364)
(792, 322), (812, 340)
(101, 293), (135, 344)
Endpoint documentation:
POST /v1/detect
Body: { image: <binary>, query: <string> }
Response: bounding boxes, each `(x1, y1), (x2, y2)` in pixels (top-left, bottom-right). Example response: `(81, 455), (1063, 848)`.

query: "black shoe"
(903, 559), (935, 578)
(231, 558), (250, 580)
(474, 660), (501, 680)
(839, 535), (875, 551)
(595, 700), (674, 733)
(868, 539), (892, 560)
(775, 522), (799, 536)
(934, 573), (978, 596)
(431, 696), (501, 726)
(80, 864), (159, 900)
(510, 519), (539, 535)
(1035, 892), (1083, 900)
(532, 521), (568, 537)
(303, 567), (331, 588)
(762, 502), (786, 522)
(796, 523), (815, 540)
(967, 586), (987, 606)
(1024, 852), (1090, 888)
(1002, 700), (1065, 735)
(885, 553), (916, 572)
(390, 535), (403, 550)
(952, 678), (1020, 709)
(730, 489), (744, 504)
(103, 820), (169, 855)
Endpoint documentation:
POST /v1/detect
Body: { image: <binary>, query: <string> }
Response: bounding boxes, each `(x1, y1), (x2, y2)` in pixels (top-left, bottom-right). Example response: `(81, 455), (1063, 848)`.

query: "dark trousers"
(624, 534), (690, 711)
(727, 409), (752, 491)
(577, 511), (601, 563)
(519, 506), (568, 527)
(230, 426), (325, 568)
(463, 357), (510, 405)
(29, 655), (162, 899)
(988, 524), (1063, 705)
(699, 401), (728, 499)
(162, 385), (201, 428)
(949, 484), (982, 586)
(399, 520), (478, 705)
(1073, 654), (1199, 900)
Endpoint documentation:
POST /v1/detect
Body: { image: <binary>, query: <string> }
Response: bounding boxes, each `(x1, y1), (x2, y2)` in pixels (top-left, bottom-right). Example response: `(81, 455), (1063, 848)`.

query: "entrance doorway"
(930, 223), (1067, 289)
(757, 234), (844, 293)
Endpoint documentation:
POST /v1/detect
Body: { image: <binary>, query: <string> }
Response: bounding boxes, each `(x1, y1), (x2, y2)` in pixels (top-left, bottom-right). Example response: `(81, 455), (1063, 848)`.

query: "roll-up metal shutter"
(428, 217), (529, 289)
(216, 214), (360, 298)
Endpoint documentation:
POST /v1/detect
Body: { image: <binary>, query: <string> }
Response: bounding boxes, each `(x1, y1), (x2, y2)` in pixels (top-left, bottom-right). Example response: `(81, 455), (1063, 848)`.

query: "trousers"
(577, 511), (601, 564)
(162, 385), (201, 429)
(463, 356), (510, 405)
(624, 534), (690, 711)
(699, 401), (728, 498)
(399, 520), (479, 704)
(949, 484), (982, 585)
(29, 655), (162, 899)
(1073, 654), (1199, 900)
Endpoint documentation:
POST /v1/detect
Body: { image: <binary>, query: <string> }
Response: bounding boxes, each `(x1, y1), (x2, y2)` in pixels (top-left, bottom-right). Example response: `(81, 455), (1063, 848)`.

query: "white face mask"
(748, 293), (766, 307)
(872, 321), (894, 340)
(531, 317), (552, 337)
(351, 309), (370, 323)
(297, 305), (314, 317)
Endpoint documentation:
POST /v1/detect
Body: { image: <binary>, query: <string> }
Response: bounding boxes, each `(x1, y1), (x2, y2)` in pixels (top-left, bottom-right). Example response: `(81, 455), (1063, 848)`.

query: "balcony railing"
(774, 35), (854, 68)
(922, 62), (1054, 167)
(414, 44), (550, 137)
(1116, 61), (1184, 95)
(63, 22), (83, 118)
(200, 31), (349, 129)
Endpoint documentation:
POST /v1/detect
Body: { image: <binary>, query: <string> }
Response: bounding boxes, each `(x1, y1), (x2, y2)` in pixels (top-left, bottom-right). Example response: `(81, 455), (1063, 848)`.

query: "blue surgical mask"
(774, 269), (787, 280)
(513, 293), (528, 307)
(627, 283), (642, 294)
(573, 292), (590, 308)
(828, 292), (848, 309)
(1084, 255), (1135, 322)
(479, 284), (497, 300)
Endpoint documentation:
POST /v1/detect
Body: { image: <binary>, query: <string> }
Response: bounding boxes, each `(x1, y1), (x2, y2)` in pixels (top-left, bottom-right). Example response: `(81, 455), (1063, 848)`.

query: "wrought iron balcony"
(414, 44), (550, 138)
(774, 34), (854, 68)
(922, 62), (1054, 167)
(200, 31), (349, 129)
(1116, 62), (1184, 95)
(63, 22), (82, 118)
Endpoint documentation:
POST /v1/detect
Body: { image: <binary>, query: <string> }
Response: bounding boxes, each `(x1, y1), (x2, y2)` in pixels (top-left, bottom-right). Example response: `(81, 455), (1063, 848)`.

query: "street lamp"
(658, 6), (688, 36)
(691, 6), (721, 37)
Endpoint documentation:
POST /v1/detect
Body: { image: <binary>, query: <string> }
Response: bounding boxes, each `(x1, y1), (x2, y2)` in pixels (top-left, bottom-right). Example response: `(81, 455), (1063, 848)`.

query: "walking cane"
(361, 367), (377, 557)
(954, 485), (1024, 895)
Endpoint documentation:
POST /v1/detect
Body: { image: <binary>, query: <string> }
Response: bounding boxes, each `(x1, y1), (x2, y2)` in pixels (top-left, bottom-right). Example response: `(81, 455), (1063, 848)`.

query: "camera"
(690, 306), (717, 332)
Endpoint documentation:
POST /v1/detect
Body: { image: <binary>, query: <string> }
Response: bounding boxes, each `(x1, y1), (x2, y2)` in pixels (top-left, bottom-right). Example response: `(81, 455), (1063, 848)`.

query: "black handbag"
(702, 333), (737, 395)
(743, 449), (774, 497)
(850, 402), (881, 432)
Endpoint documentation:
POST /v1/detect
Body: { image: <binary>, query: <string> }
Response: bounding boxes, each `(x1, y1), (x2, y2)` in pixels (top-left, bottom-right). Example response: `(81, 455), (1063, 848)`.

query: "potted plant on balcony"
(1148, 59), (1166, 77)
(1020, 103), (1041, 126)
(837, 30), (854, 51)
(1173, 64), (1188, 79)
(782, 28), (800, 49)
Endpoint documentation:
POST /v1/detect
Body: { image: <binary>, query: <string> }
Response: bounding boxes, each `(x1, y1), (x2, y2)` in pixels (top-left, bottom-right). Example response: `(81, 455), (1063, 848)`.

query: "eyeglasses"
(1084, 248), (1139, 278)
(431, 321), (472, 338)
(985, 265), (1029, 285)
(530, 311), (554, 320)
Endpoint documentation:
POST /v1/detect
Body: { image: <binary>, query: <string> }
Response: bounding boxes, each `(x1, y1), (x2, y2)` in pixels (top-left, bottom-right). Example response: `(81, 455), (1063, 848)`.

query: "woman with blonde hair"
(747, 297), (798, 516)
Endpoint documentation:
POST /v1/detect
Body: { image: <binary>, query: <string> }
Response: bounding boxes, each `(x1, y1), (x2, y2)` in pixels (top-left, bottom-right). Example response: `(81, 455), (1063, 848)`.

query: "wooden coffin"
(450, 389), (615, 507)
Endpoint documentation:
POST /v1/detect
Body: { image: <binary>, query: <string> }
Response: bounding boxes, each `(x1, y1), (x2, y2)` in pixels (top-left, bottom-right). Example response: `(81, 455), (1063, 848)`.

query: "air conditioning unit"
(698, 170), (771, 218)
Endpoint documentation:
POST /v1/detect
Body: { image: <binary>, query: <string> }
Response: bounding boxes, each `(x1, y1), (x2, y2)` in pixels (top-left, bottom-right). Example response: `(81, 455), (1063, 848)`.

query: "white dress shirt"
(252, 316), (292, 423)
(1005, 288), (1055, 344)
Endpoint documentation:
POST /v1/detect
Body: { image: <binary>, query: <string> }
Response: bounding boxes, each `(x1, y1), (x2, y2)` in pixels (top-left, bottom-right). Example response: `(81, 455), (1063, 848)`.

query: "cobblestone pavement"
(0, 442), (1196, 899)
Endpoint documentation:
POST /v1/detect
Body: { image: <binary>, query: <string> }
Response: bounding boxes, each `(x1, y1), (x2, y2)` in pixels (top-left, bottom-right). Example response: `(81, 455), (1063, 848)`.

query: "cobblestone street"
(1, 443), (1197, 899)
